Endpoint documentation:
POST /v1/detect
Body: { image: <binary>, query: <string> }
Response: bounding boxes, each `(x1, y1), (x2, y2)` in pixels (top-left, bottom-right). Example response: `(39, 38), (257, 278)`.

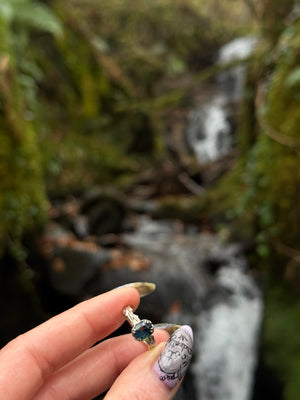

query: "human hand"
(0, 282), (193, 400)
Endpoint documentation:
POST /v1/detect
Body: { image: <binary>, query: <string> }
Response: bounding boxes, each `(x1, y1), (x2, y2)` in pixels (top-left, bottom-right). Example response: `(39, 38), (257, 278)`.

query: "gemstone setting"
(132, 319), (154, 341)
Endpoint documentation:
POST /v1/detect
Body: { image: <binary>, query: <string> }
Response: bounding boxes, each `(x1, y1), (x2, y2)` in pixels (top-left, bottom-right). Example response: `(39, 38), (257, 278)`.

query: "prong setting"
(123, 306), (156, 349)
(132, 319), (154, 341)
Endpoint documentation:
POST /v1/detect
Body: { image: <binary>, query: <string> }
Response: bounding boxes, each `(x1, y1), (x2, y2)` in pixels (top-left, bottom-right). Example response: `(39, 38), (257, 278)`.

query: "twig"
(260, 117), (298, 148)
(178, 172), (206, 196)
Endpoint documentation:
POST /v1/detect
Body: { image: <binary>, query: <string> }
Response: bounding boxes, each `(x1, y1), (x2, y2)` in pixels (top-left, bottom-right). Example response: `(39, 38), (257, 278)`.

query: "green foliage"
(0, 0), (62, 255)
(0, 0), (249, 251)
(263, 280), (300, 400)
(42, 132), (140, 195)
(0, 125), (47, 259)
(0, 0), (62, 37)
(210, 5), (300, 399)
(238, 14), (300, 249)
(32, 0), (246, 192)
(212, 4), (300, 263)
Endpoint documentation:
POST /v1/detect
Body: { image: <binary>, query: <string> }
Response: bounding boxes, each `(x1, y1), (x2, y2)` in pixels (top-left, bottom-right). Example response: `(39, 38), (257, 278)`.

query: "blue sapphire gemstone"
(132, 319), (154, 341)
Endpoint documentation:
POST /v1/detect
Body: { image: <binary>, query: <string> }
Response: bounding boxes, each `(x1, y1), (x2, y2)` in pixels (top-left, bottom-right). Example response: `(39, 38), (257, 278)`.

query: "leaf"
(14, 2), (63, 37)
(0, 3), (13, 23)
(167, 55), (186, 75)
(285, 66), (300, 88)
(91, 36), (110, 53)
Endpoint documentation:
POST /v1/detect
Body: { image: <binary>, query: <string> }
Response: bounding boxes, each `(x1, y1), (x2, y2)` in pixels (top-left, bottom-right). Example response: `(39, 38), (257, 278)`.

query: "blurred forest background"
(0, 1), (299, 400)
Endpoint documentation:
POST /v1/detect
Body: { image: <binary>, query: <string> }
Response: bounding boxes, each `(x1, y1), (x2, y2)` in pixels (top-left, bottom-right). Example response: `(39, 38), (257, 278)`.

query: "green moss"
(242, 17), (300, 247)
(0, 1), (54, 255)
(210, 11), (300, 400)
(0, 121), (48, 257)
(213, 14), (300, 252)
(42, 131), (139, 196)
(152, 196), (207, 223)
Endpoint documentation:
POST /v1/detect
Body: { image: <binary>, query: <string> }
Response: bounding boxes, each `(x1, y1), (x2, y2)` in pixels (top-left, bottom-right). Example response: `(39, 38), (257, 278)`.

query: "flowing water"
(186, 36), (257, 164)
(186, 94), (232, 163)
(123, 216), (263, 400)
(192, 267), (263, 400)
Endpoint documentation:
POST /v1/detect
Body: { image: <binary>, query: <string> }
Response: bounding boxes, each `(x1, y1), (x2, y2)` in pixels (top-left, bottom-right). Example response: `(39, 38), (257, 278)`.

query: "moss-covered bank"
(208, 3), (300, 398)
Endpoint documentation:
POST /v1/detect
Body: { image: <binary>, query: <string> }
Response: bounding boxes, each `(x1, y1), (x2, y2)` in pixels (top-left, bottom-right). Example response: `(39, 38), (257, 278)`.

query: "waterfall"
(217, 36), (257, 101)
(186, 95), (232, 163)
(186, 36), (257, 165)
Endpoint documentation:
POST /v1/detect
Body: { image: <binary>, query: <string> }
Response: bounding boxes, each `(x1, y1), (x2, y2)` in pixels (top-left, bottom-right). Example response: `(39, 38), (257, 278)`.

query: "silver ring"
(123, 306), (156, 350)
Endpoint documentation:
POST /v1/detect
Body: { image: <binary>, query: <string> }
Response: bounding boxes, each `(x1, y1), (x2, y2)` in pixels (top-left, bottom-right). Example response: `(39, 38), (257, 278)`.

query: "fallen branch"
(178, 172), (206, 196)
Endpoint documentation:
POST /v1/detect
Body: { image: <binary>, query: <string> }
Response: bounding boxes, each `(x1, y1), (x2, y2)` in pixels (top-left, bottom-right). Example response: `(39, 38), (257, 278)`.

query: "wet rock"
(49, 198), (80, 231)
(38, 222), (110, 297)
(80, 187), (126, 236)
(71, 214), (89, 239)
(126, 198), (159, 215)
(49, 245), (110, 297)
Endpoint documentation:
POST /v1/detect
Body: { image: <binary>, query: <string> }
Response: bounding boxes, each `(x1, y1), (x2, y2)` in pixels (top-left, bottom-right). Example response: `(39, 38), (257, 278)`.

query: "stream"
(36, 37), (263, 400)
(123, 217), (263, 400)
(40, 214), (263, 400)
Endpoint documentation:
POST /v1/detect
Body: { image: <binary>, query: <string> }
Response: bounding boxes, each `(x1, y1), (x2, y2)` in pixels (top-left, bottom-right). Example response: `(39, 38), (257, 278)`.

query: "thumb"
(105, 325), (193, 400)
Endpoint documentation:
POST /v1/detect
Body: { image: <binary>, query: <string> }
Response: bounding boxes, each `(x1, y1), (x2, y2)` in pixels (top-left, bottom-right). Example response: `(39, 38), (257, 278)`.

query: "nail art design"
(153, 325), (193, 389)
(116, 282), (156, 297)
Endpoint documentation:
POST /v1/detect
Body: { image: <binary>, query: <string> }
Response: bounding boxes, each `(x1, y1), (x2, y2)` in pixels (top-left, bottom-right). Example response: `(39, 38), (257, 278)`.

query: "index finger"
(0, 286), (140, 400)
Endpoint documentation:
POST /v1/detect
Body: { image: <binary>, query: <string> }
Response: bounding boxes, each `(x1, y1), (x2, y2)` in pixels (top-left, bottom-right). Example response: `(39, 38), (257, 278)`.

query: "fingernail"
(116, 282), (156, 297)
(153, 325), (193, 389)
(154, 323), (181, 336)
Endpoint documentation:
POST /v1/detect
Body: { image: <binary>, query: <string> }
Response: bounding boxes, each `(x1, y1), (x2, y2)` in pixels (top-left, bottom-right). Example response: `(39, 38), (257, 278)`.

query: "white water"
(217, 36), (257, 101)
(192, 267), (263, 400)
(186, 36), (257, 165)
(186, 95), (231, 163)
(218, 36), (257, 63)
(124, 216), (263, 400)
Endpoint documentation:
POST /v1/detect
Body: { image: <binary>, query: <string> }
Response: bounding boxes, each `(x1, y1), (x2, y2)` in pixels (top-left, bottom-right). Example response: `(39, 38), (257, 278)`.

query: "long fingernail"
(153, 325), (193, 389)
(154, 323), (181, 336)
(116, 282), (156, 297)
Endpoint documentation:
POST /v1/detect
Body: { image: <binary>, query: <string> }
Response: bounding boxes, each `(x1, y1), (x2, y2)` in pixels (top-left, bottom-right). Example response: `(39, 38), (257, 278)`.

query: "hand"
(0, 284), (193, 400)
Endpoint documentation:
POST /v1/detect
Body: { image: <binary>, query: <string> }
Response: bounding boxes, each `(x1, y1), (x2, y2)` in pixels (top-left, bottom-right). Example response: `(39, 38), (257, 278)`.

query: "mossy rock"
(80, 187), (127, 236)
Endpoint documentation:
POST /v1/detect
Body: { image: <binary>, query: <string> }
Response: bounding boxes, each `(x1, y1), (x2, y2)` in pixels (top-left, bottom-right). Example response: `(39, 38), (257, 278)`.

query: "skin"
(0, 287), (180, 400)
